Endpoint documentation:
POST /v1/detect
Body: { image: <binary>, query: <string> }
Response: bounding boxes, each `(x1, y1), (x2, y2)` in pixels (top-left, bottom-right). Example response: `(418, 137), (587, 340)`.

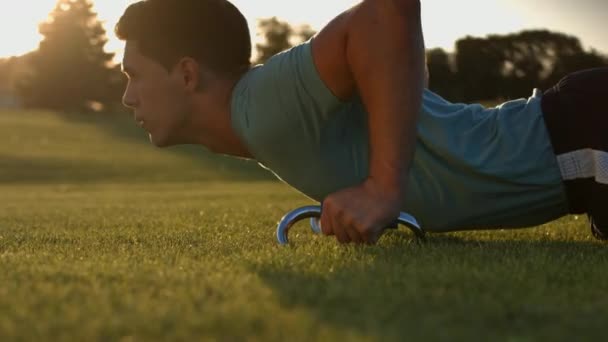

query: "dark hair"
(115, 0), (251, 76)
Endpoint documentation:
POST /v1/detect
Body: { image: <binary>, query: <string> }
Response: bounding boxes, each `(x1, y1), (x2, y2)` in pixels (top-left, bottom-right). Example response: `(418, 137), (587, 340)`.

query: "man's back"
(231, 40), (568, 231)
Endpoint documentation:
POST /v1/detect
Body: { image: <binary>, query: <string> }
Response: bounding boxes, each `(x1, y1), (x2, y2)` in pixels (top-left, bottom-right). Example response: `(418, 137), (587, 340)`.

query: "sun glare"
(0, 0), (137, 60)
(0, 0), (604, 60)
(420, 0), (526, 51)
(0, 0), (55, 58)
(0, 0), (527, 59)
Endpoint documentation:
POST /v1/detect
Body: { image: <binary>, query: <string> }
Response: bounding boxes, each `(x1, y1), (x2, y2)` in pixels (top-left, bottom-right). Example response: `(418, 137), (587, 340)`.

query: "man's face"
(121, 42), (189, 147)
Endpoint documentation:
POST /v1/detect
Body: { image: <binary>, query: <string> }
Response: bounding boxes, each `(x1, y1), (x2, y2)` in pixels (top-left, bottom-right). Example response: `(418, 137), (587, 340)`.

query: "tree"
(255, 17), (316, 64)
(453, 30), (608, 101)
(426, 48), (458, 100)
(0, 58), (14, 91)
(542, 47), (607, 90)
(16, 0), (121, 113)
(454, 36), (506, 101)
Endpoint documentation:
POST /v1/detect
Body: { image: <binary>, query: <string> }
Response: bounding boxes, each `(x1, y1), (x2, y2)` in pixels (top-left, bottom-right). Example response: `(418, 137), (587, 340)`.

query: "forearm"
(345, 0), (425, 198)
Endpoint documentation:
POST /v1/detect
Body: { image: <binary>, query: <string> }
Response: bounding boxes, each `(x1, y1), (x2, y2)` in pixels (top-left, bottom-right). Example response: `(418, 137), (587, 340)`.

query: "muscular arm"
(313, 0), (425, 202)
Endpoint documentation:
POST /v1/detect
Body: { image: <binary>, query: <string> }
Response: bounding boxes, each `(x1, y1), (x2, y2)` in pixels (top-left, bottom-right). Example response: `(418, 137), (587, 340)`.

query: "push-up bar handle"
(276, 205), (425, 244)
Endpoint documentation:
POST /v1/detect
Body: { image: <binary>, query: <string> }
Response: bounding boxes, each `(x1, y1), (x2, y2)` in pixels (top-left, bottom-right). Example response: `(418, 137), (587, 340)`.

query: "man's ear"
(176, 57), (203, 91)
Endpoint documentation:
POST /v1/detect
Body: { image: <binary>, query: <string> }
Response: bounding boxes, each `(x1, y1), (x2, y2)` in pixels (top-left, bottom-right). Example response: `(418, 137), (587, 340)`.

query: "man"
(116, 0), (608, 244)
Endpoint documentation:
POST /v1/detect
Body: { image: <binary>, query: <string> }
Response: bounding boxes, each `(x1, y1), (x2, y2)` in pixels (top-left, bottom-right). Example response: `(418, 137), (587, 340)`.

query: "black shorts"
(540, 67), (608, 225)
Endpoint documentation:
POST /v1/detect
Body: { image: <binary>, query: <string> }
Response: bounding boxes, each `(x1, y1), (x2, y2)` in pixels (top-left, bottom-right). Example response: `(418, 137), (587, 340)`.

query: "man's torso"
(230, 40), (568, 231)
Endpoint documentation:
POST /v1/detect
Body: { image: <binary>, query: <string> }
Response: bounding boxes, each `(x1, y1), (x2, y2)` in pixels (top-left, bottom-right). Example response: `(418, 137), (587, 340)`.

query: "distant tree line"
(0, 2), (606, 113)
(428, 30), (607, 101)
(252, 19), (607, 102)
(254, 17), (316, 64)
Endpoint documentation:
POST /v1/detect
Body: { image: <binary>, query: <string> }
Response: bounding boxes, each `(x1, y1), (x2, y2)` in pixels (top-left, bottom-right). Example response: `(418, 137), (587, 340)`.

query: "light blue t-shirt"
(230, 39), (569, 232)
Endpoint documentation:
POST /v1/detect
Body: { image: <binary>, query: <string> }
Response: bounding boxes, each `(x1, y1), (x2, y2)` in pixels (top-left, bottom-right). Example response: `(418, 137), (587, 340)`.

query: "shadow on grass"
(249, 234), (608, 339)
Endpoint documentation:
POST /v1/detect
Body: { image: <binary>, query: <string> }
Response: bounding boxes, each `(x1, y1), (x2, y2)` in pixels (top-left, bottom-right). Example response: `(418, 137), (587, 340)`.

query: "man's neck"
(189, 76), (253, 159)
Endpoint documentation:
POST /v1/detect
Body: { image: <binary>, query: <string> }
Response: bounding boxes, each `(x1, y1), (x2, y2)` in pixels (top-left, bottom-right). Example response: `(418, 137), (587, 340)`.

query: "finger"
(320, 203), (334, 236)
(367, 226), (385, 245)
(330, 209), (351, 244)
(345, 225), (364, 244)
(352, 216), (376, 244)
(363, 224), (379, 244)
(343, 214), (364, 244)
(334, 225), (351, 244)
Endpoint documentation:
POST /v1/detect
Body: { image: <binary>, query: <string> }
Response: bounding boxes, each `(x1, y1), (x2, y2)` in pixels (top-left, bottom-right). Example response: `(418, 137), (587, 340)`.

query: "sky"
(0, 0), (606, 62)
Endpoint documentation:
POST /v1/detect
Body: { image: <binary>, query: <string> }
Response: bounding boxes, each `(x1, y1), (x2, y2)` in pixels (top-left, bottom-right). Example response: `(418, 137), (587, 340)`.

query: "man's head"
(115, 0), (251, 147)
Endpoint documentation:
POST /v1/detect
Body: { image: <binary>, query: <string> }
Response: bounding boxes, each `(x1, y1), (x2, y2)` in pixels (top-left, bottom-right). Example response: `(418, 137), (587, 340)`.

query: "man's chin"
(148, 133), (174, 148)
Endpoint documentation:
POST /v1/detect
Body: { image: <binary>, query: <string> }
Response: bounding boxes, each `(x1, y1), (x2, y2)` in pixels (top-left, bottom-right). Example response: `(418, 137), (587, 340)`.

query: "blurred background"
(0, 0), (606, 185)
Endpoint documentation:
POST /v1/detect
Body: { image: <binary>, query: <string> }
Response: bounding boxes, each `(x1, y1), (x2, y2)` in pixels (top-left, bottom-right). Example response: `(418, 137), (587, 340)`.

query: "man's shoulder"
(242, 40), (345, 115)
(255, 41), (312, 78)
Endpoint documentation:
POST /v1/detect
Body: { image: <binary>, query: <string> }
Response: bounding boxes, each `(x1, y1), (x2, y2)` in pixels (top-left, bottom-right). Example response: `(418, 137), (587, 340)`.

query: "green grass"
(1, 109), (607, 341)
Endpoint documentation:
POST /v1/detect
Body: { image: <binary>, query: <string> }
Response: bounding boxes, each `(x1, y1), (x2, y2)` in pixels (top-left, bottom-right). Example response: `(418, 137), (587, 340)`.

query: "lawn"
(1, 110), (607, 341)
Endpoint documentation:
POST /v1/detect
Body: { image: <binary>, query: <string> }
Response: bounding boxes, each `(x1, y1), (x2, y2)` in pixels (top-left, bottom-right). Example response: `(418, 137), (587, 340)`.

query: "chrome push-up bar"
(276, 205), (425, 244)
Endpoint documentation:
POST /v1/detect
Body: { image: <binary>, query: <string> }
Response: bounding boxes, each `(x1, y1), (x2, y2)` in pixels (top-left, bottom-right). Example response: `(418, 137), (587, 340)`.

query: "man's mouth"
(135, 117), (145, 127)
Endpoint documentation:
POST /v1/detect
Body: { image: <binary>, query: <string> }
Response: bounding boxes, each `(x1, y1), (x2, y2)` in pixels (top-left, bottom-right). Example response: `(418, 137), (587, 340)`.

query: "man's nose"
(122, 84), (138, 109)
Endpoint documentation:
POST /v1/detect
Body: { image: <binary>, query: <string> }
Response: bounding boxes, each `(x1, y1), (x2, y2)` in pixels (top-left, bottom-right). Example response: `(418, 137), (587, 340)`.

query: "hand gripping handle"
(276, 205), (425, 244)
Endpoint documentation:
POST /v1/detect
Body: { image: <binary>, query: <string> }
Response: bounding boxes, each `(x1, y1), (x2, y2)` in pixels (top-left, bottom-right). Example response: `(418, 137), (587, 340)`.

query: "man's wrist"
(366, 172), (407, 202)
(369, 160), (407, 183)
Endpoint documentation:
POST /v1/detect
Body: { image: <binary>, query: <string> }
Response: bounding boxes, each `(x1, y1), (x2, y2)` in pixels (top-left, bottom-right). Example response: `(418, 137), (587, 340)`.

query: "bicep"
(310, 8), (357, 102)
(313, 1), (427, 99)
